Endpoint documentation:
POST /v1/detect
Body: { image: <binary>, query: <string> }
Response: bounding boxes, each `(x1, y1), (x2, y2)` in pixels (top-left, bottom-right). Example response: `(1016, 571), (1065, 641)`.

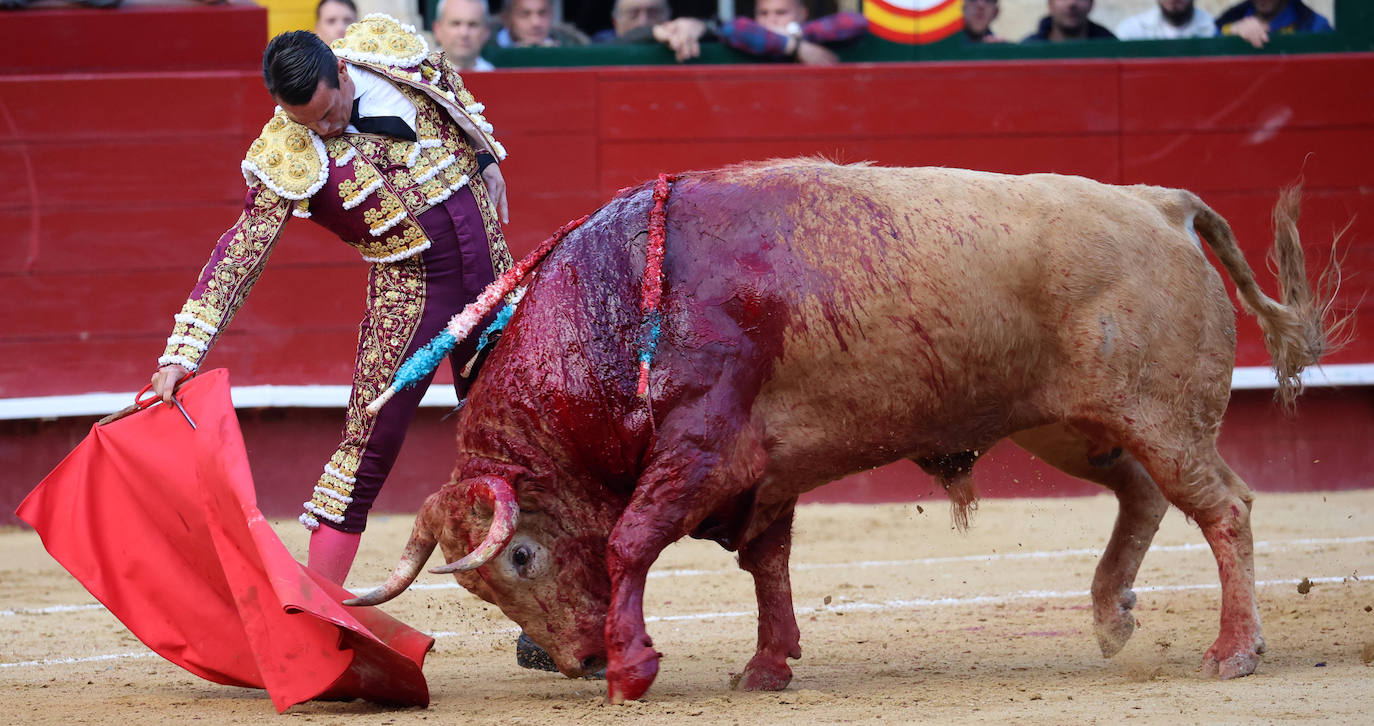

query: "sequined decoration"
(301, 254), (428, 530)
(159, 188), (292, 371)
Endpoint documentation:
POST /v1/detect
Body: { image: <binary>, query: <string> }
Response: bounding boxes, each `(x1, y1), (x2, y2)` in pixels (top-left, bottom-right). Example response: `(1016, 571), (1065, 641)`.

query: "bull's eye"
(503, 537), (547, 579)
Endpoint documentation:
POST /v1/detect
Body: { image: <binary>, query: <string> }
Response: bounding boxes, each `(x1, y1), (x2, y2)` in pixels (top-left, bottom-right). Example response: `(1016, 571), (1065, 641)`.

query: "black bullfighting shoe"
(515, 631), (559, 672)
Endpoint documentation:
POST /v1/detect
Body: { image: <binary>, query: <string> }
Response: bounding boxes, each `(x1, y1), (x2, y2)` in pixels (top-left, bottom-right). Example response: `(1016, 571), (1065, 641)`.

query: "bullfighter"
(150, 14), (512, 586)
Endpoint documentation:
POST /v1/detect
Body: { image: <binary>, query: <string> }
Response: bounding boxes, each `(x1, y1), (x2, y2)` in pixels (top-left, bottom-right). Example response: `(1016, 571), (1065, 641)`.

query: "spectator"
(315, 0), (358, 46)
(434, 0), (495, 71)
(1216, 0), (1332, 49)
(1116, 0), (1216, 40)
(962, 0), (1004, 43)
(1024, 0), (1116, 42)
(496, 0), (591, 47)
(602, 0), (863, 65)
(590, 0), (711, 61)
(717, 0), (867, 65)
(593, 0), (671, 42)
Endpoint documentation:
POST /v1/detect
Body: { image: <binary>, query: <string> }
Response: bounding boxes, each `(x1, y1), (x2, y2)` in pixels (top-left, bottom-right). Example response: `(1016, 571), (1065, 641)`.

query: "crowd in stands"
(414, 0), (1336, 66)
(1, 0), (1337, 61)
(966, 0), (1332, 48)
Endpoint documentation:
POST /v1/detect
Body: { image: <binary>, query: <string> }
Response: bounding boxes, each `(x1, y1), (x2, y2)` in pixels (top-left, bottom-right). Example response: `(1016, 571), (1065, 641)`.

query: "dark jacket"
(1215, 1), (1333, 35)
(1023, 16), (1117, 42)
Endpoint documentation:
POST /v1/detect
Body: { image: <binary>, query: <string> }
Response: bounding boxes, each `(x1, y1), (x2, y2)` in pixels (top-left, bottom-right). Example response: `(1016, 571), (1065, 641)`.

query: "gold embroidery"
(402, 188), (424, 210)
(160, 189), (291, 370)
(416, 112), (440, 139)
(315, 78), (499, 265)
(242, 112), (327, 200)
(333, 14), (427, 66)
(302, 254), (427, 528)
(468, 171), (512, 277)
(360, 222), (428, 263)
(388, 141), (415, 166)
(363, 189), (405, 233)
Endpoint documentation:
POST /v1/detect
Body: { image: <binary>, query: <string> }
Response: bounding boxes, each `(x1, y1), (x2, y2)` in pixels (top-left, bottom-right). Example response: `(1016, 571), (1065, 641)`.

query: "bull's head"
(349, 183), (660, 679)
(346, 470), (619, 678)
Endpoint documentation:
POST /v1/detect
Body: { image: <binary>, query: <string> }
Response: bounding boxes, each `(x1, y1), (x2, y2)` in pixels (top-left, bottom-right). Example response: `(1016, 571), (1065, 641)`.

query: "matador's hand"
(482, 164), (509, 224)
(151, 364), (190, 405)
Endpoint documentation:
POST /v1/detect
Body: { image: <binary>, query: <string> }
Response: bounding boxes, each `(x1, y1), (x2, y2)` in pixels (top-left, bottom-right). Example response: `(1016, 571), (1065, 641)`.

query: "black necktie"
(349, 97), (417, 142)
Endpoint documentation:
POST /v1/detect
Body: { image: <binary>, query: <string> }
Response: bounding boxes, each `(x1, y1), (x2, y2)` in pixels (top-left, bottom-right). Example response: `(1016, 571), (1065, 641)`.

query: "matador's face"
(277, 60), (355, 139)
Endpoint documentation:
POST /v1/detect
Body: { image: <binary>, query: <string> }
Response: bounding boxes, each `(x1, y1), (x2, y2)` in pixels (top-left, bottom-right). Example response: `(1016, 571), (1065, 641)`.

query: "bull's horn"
(342, 494), (442, 607)
(429, 474), (518, 574)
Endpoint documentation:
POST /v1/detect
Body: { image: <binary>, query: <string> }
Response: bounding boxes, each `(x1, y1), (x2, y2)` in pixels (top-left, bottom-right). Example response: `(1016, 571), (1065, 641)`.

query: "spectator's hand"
(1232, 16), (1269, 49)
(151, 364), (191, 405)
(482, 164), (509, 224)
(653, 18), (707, 63)
(795, 41), (839, 66)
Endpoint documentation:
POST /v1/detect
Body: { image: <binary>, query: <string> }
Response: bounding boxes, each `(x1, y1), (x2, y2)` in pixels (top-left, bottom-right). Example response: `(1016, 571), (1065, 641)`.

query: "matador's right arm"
(157, 186), (293, 373)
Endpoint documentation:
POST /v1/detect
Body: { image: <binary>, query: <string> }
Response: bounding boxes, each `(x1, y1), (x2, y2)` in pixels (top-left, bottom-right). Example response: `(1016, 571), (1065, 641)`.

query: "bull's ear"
(430, 475), (518, 574)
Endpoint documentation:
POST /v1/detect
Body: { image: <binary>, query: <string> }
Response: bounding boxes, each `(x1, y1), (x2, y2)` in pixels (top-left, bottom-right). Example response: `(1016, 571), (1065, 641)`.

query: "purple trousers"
(302, 183), (500, 533)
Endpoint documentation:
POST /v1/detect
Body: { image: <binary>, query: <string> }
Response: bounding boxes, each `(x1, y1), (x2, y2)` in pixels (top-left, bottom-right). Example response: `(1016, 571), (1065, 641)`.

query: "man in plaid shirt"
(719, 0), (867, 64)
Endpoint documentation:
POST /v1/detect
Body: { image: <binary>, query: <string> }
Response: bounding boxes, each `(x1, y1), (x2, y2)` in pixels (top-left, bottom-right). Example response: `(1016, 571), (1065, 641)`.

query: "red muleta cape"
(16, 369), (432, 712)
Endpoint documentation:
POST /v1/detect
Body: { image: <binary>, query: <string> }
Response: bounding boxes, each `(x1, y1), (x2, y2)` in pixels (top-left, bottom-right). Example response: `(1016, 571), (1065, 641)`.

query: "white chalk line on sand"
(0, 651), (157, 669)
(6, 574), (1365, 671)
(2, 540), (1368, 672)
(3, 535), (1369, 618)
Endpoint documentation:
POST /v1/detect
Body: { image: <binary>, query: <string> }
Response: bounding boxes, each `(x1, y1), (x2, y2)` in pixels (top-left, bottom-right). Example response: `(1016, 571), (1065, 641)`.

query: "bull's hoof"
(733, 658), (793, 691)
(516, 632), (559, 673)
(1093, 588), (1138, 658)
(1202, 633), (1266, 679)
(606, 646), (660, 704)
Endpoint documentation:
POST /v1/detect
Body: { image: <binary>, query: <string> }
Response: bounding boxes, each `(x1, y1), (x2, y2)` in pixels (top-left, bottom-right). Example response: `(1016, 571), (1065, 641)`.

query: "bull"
(348, 160), (1338, 702)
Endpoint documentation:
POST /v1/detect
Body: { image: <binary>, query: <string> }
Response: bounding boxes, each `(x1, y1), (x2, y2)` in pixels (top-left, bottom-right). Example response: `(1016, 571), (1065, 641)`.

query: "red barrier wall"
(2, 6), (1372, 524)
(6, 386), (1372, 528)
(4, 45), (1372, 397)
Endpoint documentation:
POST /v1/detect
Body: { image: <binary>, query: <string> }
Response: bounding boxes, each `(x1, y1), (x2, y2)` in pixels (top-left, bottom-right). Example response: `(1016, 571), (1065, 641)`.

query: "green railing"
(482, 0), (1372, 68)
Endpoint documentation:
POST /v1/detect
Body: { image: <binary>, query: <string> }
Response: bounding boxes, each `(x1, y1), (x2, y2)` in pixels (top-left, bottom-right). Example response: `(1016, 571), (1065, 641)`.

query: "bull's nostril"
(580, 655), (608, 680)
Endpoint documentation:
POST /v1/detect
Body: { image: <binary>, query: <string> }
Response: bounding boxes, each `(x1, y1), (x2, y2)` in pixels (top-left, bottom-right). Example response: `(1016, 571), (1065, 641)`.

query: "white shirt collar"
(345, 64), (419, 137)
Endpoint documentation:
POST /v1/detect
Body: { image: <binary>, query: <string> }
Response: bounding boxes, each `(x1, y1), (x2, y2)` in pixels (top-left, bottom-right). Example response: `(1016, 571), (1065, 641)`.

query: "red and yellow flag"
(863, 0), (963, 44)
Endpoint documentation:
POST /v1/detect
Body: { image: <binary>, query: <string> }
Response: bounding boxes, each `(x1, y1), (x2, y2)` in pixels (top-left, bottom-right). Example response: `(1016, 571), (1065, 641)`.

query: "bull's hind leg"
(1011, 424), (1170, 658)
(735, 500), (802, 691)
(1129, 436), (1265, 678)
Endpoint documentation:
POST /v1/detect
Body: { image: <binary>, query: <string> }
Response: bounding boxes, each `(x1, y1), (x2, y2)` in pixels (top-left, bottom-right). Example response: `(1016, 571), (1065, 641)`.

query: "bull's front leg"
(735, 500), (801, 691)
(605, 414), (769, 702)
(604, 507), (674, 704)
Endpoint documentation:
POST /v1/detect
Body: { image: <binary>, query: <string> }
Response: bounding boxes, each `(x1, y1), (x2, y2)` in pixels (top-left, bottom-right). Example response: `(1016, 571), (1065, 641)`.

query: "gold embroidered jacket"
(159, 14), (511, 372)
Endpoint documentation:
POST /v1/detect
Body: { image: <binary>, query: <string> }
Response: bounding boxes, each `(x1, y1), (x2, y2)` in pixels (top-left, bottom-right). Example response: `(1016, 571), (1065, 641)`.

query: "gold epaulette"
(241, 111), (330, 200)
(330, 13), (430, 69)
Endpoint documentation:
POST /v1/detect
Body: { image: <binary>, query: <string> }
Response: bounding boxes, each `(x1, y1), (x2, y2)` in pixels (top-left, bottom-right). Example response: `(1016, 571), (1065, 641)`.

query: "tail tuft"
(1192, 182), (1348, 411)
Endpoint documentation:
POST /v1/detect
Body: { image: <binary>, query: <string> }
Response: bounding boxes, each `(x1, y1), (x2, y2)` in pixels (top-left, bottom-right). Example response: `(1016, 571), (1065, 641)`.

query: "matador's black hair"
(262, 30), (340, 106)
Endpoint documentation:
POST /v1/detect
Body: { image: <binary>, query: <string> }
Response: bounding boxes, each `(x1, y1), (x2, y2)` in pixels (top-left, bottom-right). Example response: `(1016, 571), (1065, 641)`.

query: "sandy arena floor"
(3, 490), (1372, 724)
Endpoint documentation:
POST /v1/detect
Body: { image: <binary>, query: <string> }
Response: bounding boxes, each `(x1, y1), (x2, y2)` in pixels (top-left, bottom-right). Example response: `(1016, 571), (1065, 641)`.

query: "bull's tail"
(342, 492), (443, 607)
(1190, 184), (1348, 409)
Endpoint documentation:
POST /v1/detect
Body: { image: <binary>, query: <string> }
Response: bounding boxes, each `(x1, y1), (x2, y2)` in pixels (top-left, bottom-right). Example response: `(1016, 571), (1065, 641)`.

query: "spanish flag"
(864, 0), (963, 44)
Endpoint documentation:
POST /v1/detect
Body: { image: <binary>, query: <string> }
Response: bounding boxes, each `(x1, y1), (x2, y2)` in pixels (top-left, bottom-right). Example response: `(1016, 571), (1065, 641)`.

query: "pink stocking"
(308, 526), (361, 585)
